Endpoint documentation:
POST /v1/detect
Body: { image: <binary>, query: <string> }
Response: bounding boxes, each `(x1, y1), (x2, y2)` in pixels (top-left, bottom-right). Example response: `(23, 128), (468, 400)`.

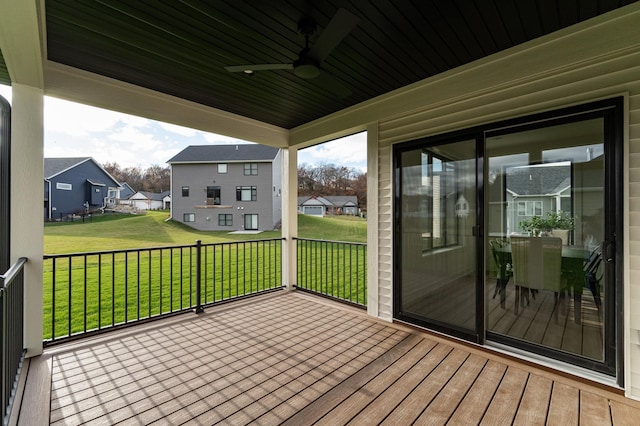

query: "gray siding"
(171, 161), (280, 231)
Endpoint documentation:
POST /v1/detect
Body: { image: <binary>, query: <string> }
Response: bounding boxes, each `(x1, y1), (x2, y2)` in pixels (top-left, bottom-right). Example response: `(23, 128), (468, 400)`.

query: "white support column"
(366, 123), (379, 318)
(11, 83), (44, 356)
(281, 147), (298, 290)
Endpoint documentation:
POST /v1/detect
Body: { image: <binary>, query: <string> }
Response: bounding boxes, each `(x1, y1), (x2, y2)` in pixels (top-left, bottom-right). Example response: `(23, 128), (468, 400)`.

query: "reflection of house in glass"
(506, 162), (571, 234)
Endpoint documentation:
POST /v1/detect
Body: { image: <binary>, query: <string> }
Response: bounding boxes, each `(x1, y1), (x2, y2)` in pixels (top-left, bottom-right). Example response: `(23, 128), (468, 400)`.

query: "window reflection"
(486, 118), (605, 362)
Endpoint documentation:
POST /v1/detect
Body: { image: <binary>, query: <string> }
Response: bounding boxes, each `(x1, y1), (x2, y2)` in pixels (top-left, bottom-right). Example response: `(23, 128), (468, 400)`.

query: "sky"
(0, 84), (367, 171)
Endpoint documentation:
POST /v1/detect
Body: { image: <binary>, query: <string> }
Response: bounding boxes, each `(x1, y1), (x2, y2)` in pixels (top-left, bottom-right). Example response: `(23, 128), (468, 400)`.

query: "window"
(56, 182), (72, 190)
(183, 213), (195, 222)
(218, 214), (233, 226)
(236, 186), (257, 201)
(415, 149), (459, 250)
(206, 186), (221, 205)
(182, 186), (189, 197)
(244, 163), (258, 175)
(516, 200), (543, 216)
(218, 163), (227, 173)
(244, 214), (258, 230)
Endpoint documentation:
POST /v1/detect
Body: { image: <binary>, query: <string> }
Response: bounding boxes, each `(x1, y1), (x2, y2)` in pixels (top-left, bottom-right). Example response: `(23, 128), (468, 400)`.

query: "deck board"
(19, 291), (640, 425)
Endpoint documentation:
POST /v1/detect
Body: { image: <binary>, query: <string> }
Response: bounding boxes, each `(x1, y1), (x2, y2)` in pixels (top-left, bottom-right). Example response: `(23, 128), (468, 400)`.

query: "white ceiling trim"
(43, 61), (290, 148)
(0, 0), (45, 88)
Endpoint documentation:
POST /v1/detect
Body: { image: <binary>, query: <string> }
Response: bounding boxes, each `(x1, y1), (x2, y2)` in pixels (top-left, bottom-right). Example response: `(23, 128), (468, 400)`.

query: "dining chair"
(511, 236), (563, 322)
(489, 238), (511, 308)
(584, 244), (603, 314)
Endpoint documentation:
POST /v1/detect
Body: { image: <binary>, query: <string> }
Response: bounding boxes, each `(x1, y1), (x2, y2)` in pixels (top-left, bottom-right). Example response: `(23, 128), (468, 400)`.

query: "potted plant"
(519, 211), (575, 244)
(519, 215), (551, 236)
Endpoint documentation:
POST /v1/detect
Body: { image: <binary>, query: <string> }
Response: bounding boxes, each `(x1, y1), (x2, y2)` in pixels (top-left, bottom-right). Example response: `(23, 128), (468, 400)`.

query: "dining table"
(496, 243), (589, 324)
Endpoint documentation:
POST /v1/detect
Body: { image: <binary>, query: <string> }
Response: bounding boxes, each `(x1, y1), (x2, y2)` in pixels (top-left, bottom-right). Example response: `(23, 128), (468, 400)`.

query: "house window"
(56, 182), (72, 190)
(236, 186), (257, 201)
(412, 149), (459, 250)
(244, 214), (258, 230)
(206, 186), (221, 205)
(218, 163), (227, 173)
(218, 214), (233, 226)
(182, 186), (189, 197)
(244, 163), (258, 175)
(517, 201), (542, 216)
(183, 213), (195, 222)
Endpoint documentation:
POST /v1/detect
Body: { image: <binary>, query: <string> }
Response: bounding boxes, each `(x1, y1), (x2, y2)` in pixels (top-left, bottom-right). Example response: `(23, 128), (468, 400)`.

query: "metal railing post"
(195, 240), (204, 314)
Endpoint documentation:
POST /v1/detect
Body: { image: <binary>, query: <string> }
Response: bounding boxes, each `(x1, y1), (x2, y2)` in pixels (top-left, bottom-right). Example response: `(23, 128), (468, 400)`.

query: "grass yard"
(44, 211), (367, 341)
(45, 210), (366, 253)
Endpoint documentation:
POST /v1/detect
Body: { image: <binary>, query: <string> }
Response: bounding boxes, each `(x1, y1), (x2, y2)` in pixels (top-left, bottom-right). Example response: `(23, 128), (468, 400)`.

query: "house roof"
(324, 196), (358, 207)
(298, 195), (358, 207)
(506, 164), (570, 196)
(133, 191), (170, 201)
(44, 157), (121, 187)
(167, 145), (280, 164)
(5, 1), (631, 130)
(44, 157), (92, 179)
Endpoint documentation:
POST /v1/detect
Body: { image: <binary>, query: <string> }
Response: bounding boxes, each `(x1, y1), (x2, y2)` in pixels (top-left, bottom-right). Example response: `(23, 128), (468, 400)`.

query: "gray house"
(505, 163), (572, 234)
(298, 195), (358, 216)
(167, 145), (282, 231)
(44, 157), (122, 221)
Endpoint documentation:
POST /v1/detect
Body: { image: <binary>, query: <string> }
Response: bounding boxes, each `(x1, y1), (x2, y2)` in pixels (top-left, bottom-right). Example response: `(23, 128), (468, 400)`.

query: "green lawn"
(297, 213), (367, 243)
(45, 210), (366, 253)
(45, 211), (281, 253)
(44, 211), (367, 341)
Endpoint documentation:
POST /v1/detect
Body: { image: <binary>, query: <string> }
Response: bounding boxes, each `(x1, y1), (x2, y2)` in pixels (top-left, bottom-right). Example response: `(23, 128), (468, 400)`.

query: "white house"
(128, 190), (170, 211)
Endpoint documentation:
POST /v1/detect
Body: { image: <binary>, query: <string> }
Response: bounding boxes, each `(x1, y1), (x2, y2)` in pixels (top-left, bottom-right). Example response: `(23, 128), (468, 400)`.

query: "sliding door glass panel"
(485, 118), (605, 362)
(397, 139), (477, 335)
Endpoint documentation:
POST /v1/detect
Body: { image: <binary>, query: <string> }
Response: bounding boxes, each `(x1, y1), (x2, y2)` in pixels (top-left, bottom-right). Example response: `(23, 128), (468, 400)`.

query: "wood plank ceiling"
(1, 0), (637, 129)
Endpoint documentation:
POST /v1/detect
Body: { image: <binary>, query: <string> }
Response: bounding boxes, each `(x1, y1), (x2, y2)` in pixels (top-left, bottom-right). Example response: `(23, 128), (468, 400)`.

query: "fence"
(43, 239), (283, 344)
(1, 257), (27, 425)
(295, 238), (367, 308)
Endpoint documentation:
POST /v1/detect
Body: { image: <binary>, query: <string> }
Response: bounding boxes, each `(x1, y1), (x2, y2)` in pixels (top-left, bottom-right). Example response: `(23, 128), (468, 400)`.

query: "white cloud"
(2, 84), (367, 170)
(156, 121), (200, 137)
(299, 132), (367, 170)
(0, 84), (11, 103)
(202, 132), (253, 145)
(44, 97), (133, 137)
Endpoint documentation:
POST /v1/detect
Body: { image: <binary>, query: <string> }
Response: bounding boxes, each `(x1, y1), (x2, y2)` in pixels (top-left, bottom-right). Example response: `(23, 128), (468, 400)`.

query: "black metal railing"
(295, 238), (367, 308)
(1, 257), (27, 425)
(43, 239), (283, 344)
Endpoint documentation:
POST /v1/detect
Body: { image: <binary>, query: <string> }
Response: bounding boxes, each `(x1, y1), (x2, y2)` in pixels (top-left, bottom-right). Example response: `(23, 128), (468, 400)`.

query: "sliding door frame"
(392, 96), (624, 382)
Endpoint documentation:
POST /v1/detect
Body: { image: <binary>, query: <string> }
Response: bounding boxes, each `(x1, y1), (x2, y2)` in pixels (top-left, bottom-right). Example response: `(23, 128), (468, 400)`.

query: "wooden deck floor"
(16, 291), (640, 425)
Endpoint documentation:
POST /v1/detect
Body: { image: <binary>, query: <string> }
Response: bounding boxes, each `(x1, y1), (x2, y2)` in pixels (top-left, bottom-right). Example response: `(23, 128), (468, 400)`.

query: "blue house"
(44, 157), (122, 220)
(118, 182), (136, 200)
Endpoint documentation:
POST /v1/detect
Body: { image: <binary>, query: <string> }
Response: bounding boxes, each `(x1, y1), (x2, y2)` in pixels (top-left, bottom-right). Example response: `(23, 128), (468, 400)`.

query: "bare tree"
(298, 162), (365, 205)
(103, 162), (170, 193)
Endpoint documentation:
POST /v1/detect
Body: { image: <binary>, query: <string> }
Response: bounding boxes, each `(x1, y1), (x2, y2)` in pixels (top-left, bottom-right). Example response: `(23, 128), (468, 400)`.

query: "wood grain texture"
(18, 292), (640, 425)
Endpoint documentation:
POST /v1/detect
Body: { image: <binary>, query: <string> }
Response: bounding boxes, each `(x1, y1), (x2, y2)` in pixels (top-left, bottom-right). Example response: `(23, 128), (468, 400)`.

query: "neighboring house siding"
(271, 150), (283, 228)
(373, 8), (640, 395)
(171, 161), (277, 231)
(45, 159), (120, 220)
(129, 192), (167, 210)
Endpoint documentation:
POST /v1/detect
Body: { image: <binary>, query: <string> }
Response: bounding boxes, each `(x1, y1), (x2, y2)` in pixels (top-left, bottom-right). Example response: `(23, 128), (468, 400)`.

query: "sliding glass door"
(485, 103), (620, 376)
(394, 98), (622, 379)
(394, 137), (481, 341)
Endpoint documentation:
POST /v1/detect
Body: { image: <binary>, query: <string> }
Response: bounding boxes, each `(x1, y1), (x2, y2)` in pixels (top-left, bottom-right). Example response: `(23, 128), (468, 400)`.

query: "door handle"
(603, 240), (615, 263)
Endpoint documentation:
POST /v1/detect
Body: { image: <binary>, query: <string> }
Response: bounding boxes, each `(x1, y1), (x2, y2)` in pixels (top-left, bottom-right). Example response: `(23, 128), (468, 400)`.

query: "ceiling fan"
(224, 8), (359, 98)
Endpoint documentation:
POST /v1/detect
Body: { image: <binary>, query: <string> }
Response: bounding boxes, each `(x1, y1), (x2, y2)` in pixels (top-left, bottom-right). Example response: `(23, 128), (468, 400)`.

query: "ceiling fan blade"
(308, 8), (359, 62)
(225, 63), (293, 73)
(313, 71), (351, 99)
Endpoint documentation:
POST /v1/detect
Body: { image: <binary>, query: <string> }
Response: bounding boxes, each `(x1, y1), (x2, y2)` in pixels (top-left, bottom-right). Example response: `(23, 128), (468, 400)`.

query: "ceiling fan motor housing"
(293, 51), (320, 79)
